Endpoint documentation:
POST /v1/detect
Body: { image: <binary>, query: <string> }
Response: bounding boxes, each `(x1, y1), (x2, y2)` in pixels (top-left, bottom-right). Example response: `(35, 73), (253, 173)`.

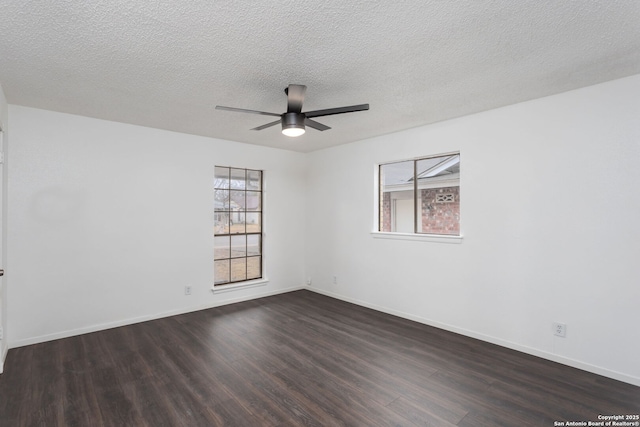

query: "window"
(214, 167), (263, 285)
(379, 153), (460, 235)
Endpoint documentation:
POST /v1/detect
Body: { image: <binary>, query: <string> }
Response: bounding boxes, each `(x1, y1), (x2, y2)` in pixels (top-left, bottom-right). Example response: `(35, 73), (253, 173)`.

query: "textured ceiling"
(1, 1), (639, 152)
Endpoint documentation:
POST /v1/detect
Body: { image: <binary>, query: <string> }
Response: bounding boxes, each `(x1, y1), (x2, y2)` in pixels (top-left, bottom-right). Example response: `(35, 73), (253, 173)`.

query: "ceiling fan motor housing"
(282, 112), (305, 132)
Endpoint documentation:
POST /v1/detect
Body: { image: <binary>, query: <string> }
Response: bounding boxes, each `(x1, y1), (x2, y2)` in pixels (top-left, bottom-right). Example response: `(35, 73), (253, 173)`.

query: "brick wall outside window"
(421, 187), (460, 235)
(380, 192), (391, 232)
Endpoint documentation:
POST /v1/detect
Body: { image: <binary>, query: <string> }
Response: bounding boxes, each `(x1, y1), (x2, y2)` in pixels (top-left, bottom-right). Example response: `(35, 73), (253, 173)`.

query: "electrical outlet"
(185, 285), (192, 296)
(0, 327), (3, 340)
(306, 277), (312, 285)
(332, 275), (337, 285)
(553, 322), (566, 337)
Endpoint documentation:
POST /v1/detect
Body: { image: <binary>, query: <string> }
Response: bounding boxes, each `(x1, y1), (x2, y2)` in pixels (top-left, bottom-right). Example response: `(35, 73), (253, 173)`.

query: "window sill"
(212, 278), (269, 294)
(370, 231), (463, 244)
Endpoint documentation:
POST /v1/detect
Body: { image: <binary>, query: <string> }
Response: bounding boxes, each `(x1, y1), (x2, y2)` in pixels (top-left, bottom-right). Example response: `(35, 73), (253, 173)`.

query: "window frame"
(372, 152), (463, 243)
(213, 166), (266, 288)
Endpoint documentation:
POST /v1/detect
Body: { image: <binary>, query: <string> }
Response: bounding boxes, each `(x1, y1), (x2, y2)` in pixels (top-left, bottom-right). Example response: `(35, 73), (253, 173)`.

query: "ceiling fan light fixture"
(282, 127), (305, 137)
(281, 112), (306, 137)
(282, 126), (305, 137)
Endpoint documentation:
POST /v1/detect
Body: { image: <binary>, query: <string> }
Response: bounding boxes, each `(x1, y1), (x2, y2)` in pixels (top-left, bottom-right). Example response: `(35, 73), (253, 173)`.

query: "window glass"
(214, 167), (263, 285)
(379, 154), (460, 235)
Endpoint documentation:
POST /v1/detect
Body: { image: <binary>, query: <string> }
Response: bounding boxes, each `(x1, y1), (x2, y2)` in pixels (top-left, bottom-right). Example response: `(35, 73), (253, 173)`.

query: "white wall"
(0, 82), (8, 372)
(7, 106), (307, 346)
(306, 74), (640, 386)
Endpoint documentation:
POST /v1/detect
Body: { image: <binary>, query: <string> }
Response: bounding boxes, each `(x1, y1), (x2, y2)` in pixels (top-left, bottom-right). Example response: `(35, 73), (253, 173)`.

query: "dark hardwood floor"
(1, 290), (638, 426)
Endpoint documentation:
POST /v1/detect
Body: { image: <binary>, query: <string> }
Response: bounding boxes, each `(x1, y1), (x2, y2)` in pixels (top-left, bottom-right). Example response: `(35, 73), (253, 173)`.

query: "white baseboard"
(308, 287), (640, 388)
(9, 284), (306, 349)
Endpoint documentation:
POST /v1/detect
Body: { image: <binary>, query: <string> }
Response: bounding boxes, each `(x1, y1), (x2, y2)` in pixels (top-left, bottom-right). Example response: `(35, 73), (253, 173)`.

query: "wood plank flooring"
(1, 290), (638, 426)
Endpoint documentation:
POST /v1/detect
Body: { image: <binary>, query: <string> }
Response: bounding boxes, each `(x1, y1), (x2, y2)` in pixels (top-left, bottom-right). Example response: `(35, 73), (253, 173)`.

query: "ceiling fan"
(216, 84), (369, 137)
